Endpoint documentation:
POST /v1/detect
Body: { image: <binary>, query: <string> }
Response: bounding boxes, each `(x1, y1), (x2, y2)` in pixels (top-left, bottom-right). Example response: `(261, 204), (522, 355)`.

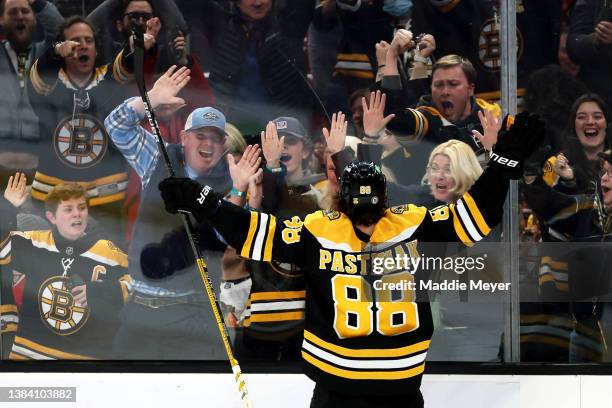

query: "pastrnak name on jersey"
(318, 239), (420, 276)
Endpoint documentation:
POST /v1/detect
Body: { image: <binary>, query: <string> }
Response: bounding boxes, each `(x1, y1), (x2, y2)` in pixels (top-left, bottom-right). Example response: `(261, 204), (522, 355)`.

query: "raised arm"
(31, 0), (64, 42)
(418, 112), (547, 244)
(158, 178), (308, 268)
(105, 65), (190, 185)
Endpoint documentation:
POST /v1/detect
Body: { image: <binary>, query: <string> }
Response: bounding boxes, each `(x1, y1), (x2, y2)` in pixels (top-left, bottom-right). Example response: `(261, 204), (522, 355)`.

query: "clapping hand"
(228, 144), (262, 193)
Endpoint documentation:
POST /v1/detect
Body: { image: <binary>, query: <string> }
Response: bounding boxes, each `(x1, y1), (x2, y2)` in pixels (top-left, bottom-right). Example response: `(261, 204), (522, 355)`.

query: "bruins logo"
(38, 276), (89, 336)
(323, 210), (340, 220)
(478, 18), (523, 72)
(53, 114), (108, 169)
(390, 205), (408, 214)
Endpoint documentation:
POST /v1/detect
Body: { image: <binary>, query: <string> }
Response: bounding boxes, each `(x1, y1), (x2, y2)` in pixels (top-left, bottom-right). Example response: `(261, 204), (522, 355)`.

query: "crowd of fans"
(0, 0), (610, 364)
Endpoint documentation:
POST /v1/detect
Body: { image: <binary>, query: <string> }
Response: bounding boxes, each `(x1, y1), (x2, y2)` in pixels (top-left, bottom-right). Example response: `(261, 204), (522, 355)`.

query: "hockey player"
(156, 109), (545, 406)
(0, 178), (131, 360)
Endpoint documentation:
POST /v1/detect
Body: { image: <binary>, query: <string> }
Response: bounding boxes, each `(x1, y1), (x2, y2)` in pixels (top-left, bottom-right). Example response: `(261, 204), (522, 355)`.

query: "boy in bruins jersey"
(0, 177), (131, 360)
(157, 112), (544, 406)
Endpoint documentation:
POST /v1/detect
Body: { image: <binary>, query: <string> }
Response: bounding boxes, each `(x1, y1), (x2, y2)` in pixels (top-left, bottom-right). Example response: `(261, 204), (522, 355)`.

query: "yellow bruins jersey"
(0, 229), (131, 360)
(210, 166), (506, 394)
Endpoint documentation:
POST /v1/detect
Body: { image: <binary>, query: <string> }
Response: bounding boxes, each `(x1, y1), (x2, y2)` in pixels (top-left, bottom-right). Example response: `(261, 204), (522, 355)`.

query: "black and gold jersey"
(28, 47), (132, 207)
(0, 229), (131, 360)
(210, 166), (507, 395)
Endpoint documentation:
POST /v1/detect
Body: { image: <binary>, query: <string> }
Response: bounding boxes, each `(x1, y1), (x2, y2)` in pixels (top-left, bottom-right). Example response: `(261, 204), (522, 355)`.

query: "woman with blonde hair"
(423, 139), (484, 204)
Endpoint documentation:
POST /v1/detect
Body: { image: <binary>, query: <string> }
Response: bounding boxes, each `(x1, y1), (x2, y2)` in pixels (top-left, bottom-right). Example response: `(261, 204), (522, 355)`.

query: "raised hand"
(375, 41), (390, 68)
(247, 168), (264, 210)
(54, 40), (80, 59)
(171, 30), (188, 66)
(362, 90), (395, 139)
(415, 33), (436, 59)
(261, 122), (284, 168)
(228, 144), (262, 193)
(322, 112), (348, 154)
(4, 172), (28, 208)
(490, 111), (547, 180)
(553, 153), (574, 180)
(144, 17), (162, 51)
(388, 29), (413, 58)
(148, 65), (190, 111)
(472, 108), (501, 152)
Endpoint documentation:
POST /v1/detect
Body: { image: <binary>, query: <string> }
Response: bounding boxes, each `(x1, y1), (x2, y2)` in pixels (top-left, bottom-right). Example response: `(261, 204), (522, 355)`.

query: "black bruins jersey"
(210, 166), (507, 395)
(28, 47), (132, 207)
(0, 229), (131, 360)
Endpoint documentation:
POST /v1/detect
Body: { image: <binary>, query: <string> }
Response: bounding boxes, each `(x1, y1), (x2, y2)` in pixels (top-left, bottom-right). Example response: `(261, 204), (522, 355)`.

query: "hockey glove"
(158, 177), (222, 223)
(489, 111), (546, 179)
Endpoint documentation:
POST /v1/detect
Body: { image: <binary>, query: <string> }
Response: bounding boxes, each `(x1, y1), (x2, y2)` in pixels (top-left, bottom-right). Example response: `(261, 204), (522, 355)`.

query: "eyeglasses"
(428, 165), (452, 177)
(601, 167), (612, 178)
(124, 12), (153, 21)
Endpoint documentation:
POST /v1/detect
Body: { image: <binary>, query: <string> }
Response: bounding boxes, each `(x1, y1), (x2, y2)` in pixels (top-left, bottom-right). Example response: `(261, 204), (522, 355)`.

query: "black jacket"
(188, 0), (317, 130)
(567, 0), (612, 107)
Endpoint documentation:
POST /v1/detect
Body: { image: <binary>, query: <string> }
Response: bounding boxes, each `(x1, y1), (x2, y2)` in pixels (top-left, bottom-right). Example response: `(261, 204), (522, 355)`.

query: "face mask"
(383, 0), (412, 17)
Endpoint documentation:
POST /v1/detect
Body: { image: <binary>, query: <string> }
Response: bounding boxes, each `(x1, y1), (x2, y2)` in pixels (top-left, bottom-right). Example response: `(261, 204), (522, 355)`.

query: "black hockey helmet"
(338, 161), (387, 225)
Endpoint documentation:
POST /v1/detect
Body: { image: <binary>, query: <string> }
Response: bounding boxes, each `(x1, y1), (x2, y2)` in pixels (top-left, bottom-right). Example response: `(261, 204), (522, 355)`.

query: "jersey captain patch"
(53, 114), (108, 169)
(38, 276), (89, 336)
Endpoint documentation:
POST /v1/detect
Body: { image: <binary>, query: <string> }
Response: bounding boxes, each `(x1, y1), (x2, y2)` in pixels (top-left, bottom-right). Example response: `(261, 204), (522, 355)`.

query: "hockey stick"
(131, 28), (251, 408)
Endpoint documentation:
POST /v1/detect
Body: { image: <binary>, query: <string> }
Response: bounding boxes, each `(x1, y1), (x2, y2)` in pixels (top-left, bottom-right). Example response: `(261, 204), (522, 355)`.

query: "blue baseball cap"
(184, 107), (227, 135)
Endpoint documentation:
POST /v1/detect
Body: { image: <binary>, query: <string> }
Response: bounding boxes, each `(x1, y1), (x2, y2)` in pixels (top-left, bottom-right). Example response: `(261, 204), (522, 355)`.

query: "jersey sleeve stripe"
(449, 204), (473, 245)
(302, 340), (428, 370)
(250, 300), (305, 312)
(12, 336), (93, 360)
(252, 213), (270, 261)
(0, 305), (18, 314)
(302, 351), (426, 380)
(303, 329), (430, 358)
(240, 212), (260, 259)
(263, 215), (277, 262)
(246, 311), (306, 323)
(0, 240), (11, 263)
(455, 199), (484, 242)
(250, 290), (307, 301)
(460, 193), (491, 236)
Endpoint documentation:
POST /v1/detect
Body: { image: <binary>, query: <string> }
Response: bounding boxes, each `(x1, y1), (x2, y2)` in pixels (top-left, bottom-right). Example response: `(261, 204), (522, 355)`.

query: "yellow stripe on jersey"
(2, 323), (17, 333)
(250, 290), (306, 301)
(303, 330), (430, 358)
(112, 50), (133, 84)
(29, 60), (56, 96)
(371, 205), (427, 243)
(520, 335), (571, 351)
(0, 305), (18, 314)
(263, 216), (276, 262)
(304, 212), (363, 252)
(449, 204), (473, 245)
(12, 336), (93, 360)
(241, 212), (259, 259)
(333, 69), (375, 79)
(459, 193), (491, 237)
(302, 352), (426, 380)
(438, 0), (461, 13)
(86, 240), (128, 267)
(336, 53), (370, 62)
(540, 257), (568, 271)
